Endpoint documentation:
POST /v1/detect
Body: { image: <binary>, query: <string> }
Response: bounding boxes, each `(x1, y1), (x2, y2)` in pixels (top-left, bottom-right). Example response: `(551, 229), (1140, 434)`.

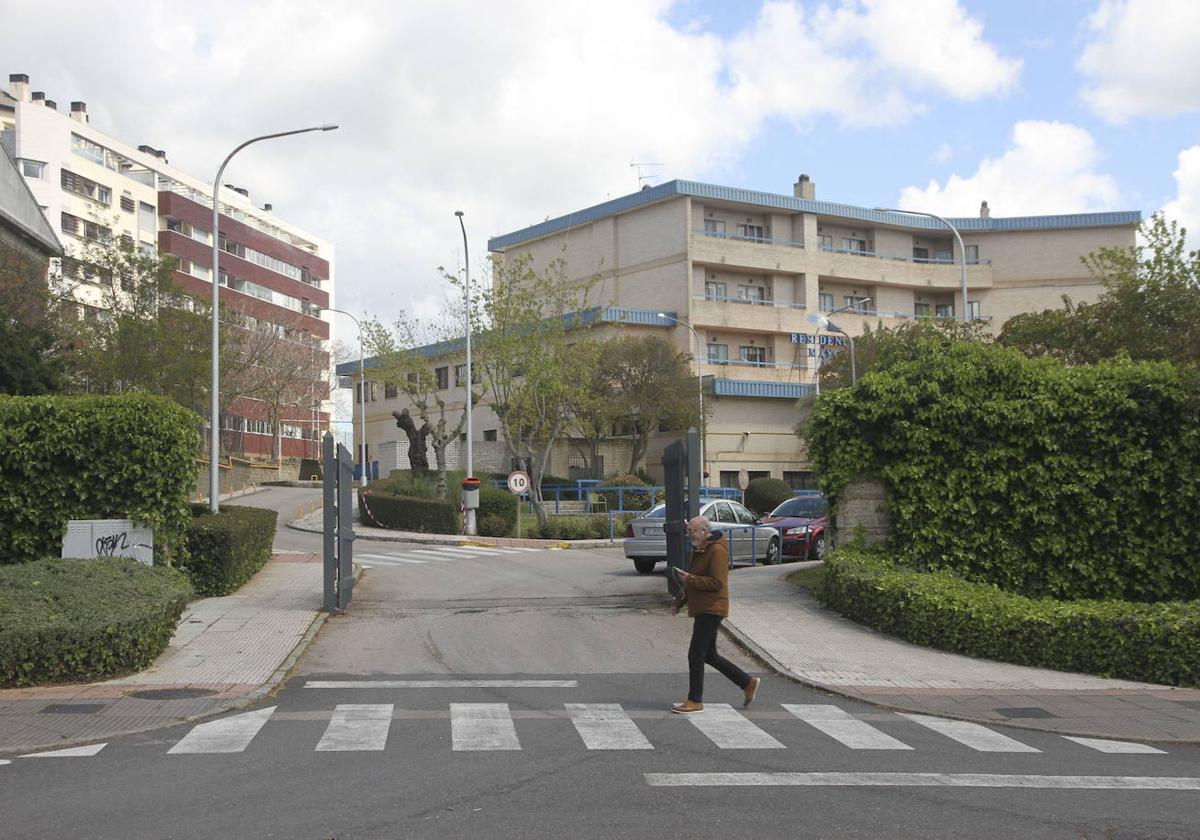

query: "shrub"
(0, 394), (199, 566)
(744, 477), (793, 515)
(478, 484), (517, 536)
(597, 473), (651, 511)
(359, 490), (460, 534)
(538, 515), (609, 540)
(807, 342), (1200, 601)
(818, 548), (1200, 687)
(0, 557), (192, 687)
(181, 504), (277, 596)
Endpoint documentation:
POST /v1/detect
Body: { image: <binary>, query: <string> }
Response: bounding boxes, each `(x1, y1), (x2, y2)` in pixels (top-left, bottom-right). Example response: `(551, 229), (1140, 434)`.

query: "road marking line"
(168, 706), (275, 754)
(355, 554), (428, 565)
(783, 704), (912, 750)
(452, 703), (521, 751)
(0, 759), (8, 765)
(685, 703), (785, 750)
(304, 679), (579, 689)
(644, 772), (1200, 790)
(409, 550), (472, 561)
(566, 703), (653, 750)
(417, 547), (481, 558)
(899, 713), (1041, 753)
(20, 743), (107, 758)
(458, 546), (504, 553)
(316, 704), (393, 751)
(1063, 736), (1167, 754)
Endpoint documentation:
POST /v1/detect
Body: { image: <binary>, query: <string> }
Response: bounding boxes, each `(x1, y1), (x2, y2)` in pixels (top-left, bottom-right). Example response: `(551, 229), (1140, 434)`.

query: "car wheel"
(764, 537), (781, 565)
(633, 558), (657, 574)
(812, 534), (826, 561)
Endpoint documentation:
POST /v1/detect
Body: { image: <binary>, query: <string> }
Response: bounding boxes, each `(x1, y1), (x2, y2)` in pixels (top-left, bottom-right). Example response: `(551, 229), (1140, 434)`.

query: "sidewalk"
(723, 563), (1200, 744)
(0, 552), (323, 755)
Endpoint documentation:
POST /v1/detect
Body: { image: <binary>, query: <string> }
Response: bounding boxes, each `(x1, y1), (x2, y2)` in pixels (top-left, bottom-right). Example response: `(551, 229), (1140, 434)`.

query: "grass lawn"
(786, 564), (825, 598)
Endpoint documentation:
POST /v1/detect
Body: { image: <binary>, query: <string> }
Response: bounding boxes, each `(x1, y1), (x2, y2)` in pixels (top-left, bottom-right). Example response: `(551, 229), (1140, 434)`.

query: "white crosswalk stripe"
(168, 706), (276, 754)
(1063, 736), (1166, 754)
(566, 704), (653, 750)
(899, 713), (1041, 753)
(356, 553), (428, 565)
(451, 703), (521, 751)
(645, 772), (1200, 790)
(21, 743), (107, 758)
(409, 549), (474, 561)
(316, 704), (393, 751)
(784, 704), (913, 750)
(684, 703), (785, 749)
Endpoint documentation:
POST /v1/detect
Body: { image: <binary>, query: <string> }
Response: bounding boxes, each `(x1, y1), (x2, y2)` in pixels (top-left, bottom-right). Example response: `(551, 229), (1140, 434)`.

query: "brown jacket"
(679, 531), (730, 617)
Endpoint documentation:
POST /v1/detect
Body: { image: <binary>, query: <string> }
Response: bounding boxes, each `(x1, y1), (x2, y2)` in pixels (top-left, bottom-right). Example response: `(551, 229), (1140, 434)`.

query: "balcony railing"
(693, 228), (804, 248)
(695, 294), (807, 310)
(692, 228), (992, 266)
(704, 359), (807, 371)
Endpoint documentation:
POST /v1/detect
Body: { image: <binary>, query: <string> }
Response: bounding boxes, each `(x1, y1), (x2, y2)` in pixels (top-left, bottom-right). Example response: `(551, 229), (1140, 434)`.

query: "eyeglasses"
(685, 527), (708, 534)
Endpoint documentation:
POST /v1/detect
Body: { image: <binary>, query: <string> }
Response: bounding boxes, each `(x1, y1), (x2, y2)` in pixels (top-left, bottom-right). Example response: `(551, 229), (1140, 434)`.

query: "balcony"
(691, 295), (808, 332)
(701, 358), (807, 383)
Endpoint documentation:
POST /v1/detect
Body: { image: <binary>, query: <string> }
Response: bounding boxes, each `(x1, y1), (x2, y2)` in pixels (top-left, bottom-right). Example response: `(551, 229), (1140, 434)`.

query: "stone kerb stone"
(832, 477), (891, 549)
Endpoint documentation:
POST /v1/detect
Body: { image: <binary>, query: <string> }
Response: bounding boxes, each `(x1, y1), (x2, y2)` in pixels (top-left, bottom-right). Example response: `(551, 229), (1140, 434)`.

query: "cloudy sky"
(5, 0), (1199, 329)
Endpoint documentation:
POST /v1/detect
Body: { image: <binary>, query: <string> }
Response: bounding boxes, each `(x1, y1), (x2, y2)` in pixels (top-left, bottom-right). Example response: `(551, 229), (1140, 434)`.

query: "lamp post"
(656, 313), (705, 485)
(454, 211), (476, 536)
(877, 207), (968, 323)
(208, 124), (338, 512)
(807, 298), (870, 388)
(321, 308), (368, 488)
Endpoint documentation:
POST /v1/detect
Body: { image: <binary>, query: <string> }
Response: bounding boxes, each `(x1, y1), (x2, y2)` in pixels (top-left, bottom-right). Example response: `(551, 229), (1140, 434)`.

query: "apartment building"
(1, 73), (335, 459)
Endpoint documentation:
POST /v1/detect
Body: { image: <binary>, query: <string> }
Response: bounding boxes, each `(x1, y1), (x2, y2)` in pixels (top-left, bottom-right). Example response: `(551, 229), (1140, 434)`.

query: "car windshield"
(642, 504), (667, 519)
(770, 496), (829, 518)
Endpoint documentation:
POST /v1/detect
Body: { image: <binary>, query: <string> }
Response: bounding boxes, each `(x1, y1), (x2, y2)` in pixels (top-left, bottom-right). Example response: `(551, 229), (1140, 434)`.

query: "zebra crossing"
(15, 702), (1172, 759)
(356, 544), (541, 568)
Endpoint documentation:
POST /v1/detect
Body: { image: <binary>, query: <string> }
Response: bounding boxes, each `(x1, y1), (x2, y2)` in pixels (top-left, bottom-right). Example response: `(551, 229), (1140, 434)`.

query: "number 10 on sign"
(507, 471), (530, 537)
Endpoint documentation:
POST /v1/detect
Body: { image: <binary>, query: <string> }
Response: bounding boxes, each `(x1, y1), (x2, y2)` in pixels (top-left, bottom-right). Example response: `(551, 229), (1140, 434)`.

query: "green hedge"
(0, 557), (193, 687)
(0, 394), (199, 566)
(359, 490), (460, 533)
(537, 515), (622, 540)
(181, 504), (277, 596)
(744, 477), (793, 515)
(478, 485), (518, 537)
(817, 548), (1200, 687)
(807, 341), (1200, 601)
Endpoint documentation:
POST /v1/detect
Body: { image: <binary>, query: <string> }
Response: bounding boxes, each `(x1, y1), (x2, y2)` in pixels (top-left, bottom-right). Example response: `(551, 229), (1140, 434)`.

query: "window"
(739, 345), (767, 367)
(484, 429), (498, 442)
(61, 257), (112, 286)
(783, 470), (818, 491)
(935, 303), (954, 318)
(18, 159), (45, 178)
(914, 302), (931, 318)
(384, 382), (398, 400)
(818, 234), (833, 251)
(843, 295), (869, 313)
(965, 244), (980, 264)
(844, 238), (868, 255)
(912, 246), (929, 262)
(61, 169), (111, 204)
(968, 300), (982, 320)
(60, 212), (78, 236)
(455, 364), (467, 386)
(407, 371), (419, 385)
(369, 382), (379, 401)
(737, 284), (766, 305)
(736, 223), (767, 241)
(935, 249), (952, 263)
(703, 219), (725, 237)
(705, 280), (727, 301)
(732, 503), (757, 525)
(719, 471), (740, 489)
(138, 202), (155, 236)
(60, 212), (110, 242)
(706, 343), (729, 365)
(119, 195), (135, 213)
(435, 366), (449, 389)
(710, 501), (736, 523)
(355, 382), (364, 403)
(818, 293), (834, 312)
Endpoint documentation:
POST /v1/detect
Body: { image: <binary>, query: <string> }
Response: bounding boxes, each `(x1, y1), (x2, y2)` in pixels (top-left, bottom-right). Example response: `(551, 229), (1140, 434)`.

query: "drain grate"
(40, 703), (105, 715)
(127, 688), (219, 700)
(995, 706), (1058, 719)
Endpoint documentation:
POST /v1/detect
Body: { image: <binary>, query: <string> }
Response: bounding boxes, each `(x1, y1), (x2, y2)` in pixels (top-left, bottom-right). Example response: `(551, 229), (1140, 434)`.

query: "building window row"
(166, 217), (213, 245)
(69, 133), (154, 186)
(61, 256), (112, 287)
(18, 158), (46, 179)
(219, 234), (311, 284)
(60, 212), (111, 243)
(61, 168), (111, 205)
(219, 270), (316, 316)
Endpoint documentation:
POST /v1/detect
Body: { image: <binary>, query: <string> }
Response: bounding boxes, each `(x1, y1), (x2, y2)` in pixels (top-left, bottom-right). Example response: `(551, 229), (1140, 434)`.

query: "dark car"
(759, 494), (829, 561)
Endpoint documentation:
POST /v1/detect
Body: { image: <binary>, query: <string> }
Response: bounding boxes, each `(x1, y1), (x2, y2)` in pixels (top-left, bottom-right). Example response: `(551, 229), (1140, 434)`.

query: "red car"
(759, 494), (829, 561)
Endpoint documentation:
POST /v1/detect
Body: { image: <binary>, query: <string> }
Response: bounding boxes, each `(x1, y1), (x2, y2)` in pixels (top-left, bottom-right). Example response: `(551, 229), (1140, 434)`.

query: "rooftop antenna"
(630, 162), (663, 189)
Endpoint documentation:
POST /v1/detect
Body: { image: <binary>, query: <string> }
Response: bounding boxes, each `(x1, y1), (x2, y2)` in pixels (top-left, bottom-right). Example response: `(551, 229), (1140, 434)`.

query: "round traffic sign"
(506, 470), (530, 495)
(736, 469), (750, 490)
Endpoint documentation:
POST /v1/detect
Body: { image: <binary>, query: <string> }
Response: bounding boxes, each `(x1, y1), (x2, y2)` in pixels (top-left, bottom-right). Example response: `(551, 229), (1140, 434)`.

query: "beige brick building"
(346, 176), (1138, 488)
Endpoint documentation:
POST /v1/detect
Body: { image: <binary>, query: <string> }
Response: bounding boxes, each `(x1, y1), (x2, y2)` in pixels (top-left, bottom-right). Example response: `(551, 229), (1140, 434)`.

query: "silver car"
(623, 500), (781, 573)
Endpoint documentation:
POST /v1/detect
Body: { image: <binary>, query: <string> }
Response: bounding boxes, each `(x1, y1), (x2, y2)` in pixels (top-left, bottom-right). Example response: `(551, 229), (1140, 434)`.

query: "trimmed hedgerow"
(0, 394), (199, 566)
(0, 557), (193, 687)
(359, 490), (460, 533)
(744, 477), (793, 516)
(806, 341), (1200, 602)
(477, 484), (518, 537)
(181, 504), (277, 596)
(817, 548), (1200, 688)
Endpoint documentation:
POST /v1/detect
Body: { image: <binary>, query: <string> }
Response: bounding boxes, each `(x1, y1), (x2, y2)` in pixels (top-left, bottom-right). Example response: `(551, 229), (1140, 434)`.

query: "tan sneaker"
(670, 700), (704, 714)
(743, 676), (762, 708)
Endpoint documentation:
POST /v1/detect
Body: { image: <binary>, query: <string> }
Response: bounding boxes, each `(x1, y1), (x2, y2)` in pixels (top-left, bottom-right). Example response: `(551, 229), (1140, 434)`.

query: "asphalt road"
(3, 488), (1198, 839)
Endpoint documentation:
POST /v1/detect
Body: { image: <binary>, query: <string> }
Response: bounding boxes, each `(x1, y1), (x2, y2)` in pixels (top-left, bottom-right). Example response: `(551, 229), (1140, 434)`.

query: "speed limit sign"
(506, 470), (530, 495)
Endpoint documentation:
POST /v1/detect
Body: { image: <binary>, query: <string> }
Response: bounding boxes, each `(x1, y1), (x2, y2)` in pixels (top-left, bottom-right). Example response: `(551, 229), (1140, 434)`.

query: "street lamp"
(208, 124), (338, 512)
(807, 298), (870, 388)
(320, 308), (368, 488)
(876, 207), (968, 323)
(454, 210), (476, 536)
(656, 313), (705, 485)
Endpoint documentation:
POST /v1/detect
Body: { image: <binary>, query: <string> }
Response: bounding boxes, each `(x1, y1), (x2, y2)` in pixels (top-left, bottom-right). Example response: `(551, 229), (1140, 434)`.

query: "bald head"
(686, 515), (711, 548)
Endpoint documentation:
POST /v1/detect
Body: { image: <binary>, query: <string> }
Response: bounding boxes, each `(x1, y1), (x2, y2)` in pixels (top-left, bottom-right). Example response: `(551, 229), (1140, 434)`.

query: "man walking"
(670, 514), (761, 714)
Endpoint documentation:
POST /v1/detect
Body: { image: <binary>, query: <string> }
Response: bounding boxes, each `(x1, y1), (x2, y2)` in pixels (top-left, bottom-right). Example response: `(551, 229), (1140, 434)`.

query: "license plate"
(642, 526), (664, 536)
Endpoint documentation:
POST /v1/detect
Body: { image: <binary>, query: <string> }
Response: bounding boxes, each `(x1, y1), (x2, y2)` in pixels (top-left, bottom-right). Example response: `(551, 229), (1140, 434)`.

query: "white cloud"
(897, 120), (1121, 216)
(932, 142), (953, 163)
(2, 0), (1020, 320)
(1078, 0), (1200, 122)
(1161, 145), (1200, 248)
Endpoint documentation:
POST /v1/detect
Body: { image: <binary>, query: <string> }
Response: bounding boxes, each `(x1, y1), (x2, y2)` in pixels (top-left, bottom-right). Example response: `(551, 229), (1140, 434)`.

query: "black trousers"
(688, 613), (751, 702)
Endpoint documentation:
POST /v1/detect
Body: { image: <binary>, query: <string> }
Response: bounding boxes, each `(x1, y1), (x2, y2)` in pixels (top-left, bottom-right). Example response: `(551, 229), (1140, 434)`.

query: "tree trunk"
(432, 436), (449, 500)
(629, 430), (650, 475)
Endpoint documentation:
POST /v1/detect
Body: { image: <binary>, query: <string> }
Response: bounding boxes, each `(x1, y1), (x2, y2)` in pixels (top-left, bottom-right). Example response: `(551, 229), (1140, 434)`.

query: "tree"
(813, 318), (991, 391)
(0, 244), (68, 395)
(999, 214), (1200, 366)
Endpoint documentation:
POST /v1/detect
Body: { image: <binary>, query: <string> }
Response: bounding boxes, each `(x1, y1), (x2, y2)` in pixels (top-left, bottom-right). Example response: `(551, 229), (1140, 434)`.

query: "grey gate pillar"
(662, 427), (701, 598)
(323, 432), (356, 612)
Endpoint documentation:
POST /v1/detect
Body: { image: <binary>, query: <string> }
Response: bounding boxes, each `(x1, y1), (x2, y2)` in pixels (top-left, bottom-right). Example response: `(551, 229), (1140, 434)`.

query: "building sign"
(790, 332), (846, 360)
(62, 519), (154, 566)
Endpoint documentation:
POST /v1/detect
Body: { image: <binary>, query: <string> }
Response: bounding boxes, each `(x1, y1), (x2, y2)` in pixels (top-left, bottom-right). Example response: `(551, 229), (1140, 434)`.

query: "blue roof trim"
(487, 179), (1141, 250)
(713, 379), (813, 399)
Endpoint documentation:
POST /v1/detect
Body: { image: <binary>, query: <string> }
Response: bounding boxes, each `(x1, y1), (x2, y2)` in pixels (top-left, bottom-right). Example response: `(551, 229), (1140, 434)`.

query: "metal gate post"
(322, 433), (337, 612)
(336, 442), (356, 610)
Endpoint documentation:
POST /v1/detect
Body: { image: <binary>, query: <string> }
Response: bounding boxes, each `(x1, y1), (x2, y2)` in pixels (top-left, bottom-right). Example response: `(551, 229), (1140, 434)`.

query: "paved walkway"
(723, 563), (1200, 744)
